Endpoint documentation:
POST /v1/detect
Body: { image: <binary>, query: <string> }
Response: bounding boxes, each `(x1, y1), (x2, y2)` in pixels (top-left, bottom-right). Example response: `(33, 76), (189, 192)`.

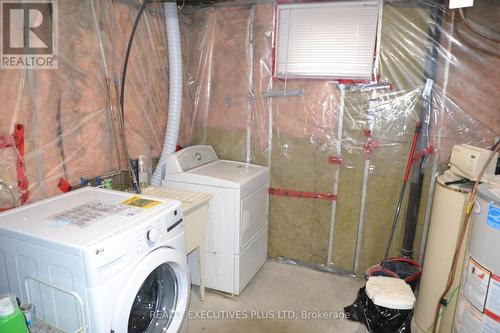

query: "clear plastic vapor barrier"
(1, 0), (498, 274)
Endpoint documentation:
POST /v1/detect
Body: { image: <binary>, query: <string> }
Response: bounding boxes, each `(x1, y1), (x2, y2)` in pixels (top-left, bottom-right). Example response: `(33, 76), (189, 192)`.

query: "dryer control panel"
(165, 145), (218, 174)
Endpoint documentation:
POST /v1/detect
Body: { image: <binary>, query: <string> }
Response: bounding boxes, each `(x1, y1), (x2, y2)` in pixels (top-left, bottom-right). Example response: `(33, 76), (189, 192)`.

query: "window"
(275, 1), (381, 80)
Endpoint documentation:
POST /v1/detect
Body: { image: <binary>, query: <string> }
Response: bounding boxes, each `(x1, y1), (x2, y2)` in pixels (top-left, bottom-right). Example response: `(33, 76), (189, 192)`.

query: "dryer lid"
(182, 160), (269, 189)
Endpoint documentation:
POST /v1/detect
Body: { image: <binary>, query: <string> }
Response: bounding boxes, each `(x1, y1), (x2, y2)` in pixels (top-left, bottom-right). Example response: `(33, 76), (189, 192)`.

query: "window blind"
(275, 1), (380, 80)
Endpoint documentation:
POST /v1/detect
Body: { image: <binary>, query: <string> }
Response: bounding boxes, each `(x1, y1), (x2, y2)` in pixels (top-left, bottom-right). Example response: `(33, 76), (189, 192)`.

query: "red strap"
(269, 187), (337, 201)
(328, 156), (342, 165)
(14, 124), (28, 204)
(362, 140), (379, 159)
(337, 78), (372, 85)
(414, 145), (435, 162)
(0, 124), (29, 209)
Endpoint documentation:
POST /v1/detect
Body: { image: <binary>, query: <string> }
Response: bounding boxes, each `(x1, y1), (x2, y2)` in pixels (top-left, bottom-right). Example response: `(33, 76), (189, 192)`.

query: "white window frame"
(274, 0), (383, 81)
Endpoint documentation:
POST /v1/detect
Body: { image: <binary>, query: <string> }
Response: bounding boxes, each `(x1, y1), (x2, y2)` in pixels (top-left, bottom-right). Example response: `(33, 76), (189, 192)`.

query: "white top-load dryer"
(164, 145), (270, 295)
(0, 187), (190, 333)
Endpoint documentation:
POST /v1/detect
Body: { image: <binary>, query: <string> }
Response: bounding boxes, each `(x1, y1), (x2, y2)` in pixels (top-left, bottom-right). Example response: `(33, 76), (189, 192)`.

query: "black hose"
(492, 138), (500, 151)
(120, 0), (149, 193)
(120, 0), (149, 120)
(444, 178), (471, 186)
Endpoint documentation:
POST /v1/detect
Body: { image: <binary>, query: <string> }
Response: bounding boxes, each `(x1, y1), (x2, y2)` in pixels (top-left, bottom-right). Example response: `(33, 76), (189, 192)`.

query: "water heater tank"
(453, 183), (500, 333)
(412, 175), (471, 333)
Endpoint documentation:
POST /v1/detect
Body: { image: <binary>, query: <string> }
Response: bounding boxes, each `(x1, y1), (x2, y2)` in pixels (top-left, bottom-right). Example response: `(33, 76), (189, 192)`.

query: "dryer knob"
(147, 228), (159, 243)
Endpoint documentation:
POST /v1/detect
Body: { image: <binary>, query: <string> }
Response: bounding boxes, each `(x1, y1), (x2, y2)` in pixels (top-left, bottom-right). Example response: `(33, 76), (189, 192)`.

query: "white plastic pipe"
(151, 2), (183, 186)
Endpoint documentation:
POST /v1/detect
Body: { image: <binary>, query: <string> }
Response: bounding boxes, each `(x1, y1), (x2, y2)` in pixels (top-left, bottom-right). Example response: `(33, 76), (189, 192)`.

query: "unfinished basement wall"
(0, 0), (170, 204)
(178, 1), (499, 275)
(0, 0), (498, 275)
(440, 3), (500, 133)
(331, 5), (433, 273)
(178, 4), (272, 165)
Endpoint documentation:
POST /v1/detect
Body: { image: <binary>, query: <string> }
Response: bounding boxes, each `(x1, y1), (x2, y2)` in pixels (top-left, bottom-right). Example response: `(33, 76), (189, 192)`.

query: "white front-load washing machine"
(164, 145), (270, 295)
(0, 187), (190, 333)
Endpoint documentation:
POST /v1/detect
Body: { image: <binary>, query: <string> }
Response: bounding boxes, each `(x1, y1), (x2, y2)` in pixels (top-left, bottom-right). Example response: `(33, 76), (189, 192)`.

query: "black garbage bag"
(344, 287), (412, 333)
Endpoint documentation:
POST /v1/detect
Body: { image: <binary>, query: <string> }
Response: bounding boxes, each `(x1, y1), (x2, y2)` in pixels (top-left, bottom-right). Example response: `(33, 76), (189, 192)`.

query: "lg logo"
(1, 0), (58, 69)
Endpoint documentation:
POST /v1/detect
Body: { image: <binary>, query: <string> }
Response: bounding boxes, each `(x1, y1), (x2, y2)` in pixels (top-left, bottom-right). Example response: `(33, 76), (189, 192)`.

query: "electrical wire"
(426, 285), (460, 333)
(459, 8), (500, 44)
(0, 180), (18, 208)
(119, 0), (150, 194)
(431, 143), (500, 333)
(492, 138), (500, 151)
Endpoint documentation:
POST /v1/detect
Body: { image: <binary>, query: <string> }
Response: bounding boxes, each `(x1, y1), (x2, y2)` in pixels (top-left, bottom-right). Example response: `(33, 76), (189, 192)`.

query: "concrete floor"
(188, 261), (368, 333)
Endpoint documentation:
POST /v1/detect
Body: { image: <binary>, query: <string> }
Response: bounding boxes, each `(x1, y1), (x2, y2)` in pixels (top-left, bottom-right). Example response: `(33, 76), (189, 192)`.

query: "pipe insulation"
(151, 2), (183, 186)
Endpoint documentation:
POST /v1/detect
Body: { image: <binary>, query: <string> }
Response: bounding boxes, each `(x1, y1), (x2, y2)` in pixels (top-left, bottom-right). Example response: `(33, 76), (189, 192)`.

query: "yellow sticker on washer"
(122, 196), (162, 209)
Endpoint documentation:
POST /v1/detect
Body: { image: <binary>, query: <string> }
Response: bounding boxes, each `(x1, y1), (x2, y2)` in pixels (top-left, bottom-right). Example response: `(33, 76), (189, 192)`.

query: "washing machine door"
(111, 247), (189, 333)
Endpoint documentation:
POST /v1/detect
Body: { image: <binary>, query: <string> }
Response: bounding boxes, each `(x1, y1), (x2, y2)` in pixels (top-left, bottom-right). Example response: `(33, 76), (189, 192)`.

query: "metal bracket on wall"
(326, 84), (346, 267)
(263, 89), (304, 98)
(353, 90), (381, 274)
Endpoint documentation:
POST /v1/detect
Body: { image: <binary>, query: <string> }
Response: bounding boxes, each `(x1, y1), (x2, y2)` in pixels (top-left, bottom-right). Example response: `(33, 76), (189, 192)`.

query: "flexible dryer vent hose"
(151, 2), (183, 186)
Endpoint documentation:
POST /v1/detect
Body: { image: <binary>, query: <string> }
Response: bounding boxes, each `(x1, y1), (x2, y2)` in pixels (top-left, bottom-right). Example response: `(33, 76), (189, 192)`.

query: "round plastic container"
(0, 294), (29, 333)
(366, 257), (423, 291)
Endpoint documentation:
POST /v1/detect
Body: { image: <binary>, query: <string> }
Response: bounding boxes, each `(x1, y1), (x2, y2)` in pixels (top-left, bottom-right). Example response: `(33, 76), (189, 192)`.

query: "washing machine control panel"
(140, 224), (162, 248)
(135, 207), (183, 255)
(166, 145), (218, 174)
(146, 228), (160, 242)
(80, 197), (183, 286)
